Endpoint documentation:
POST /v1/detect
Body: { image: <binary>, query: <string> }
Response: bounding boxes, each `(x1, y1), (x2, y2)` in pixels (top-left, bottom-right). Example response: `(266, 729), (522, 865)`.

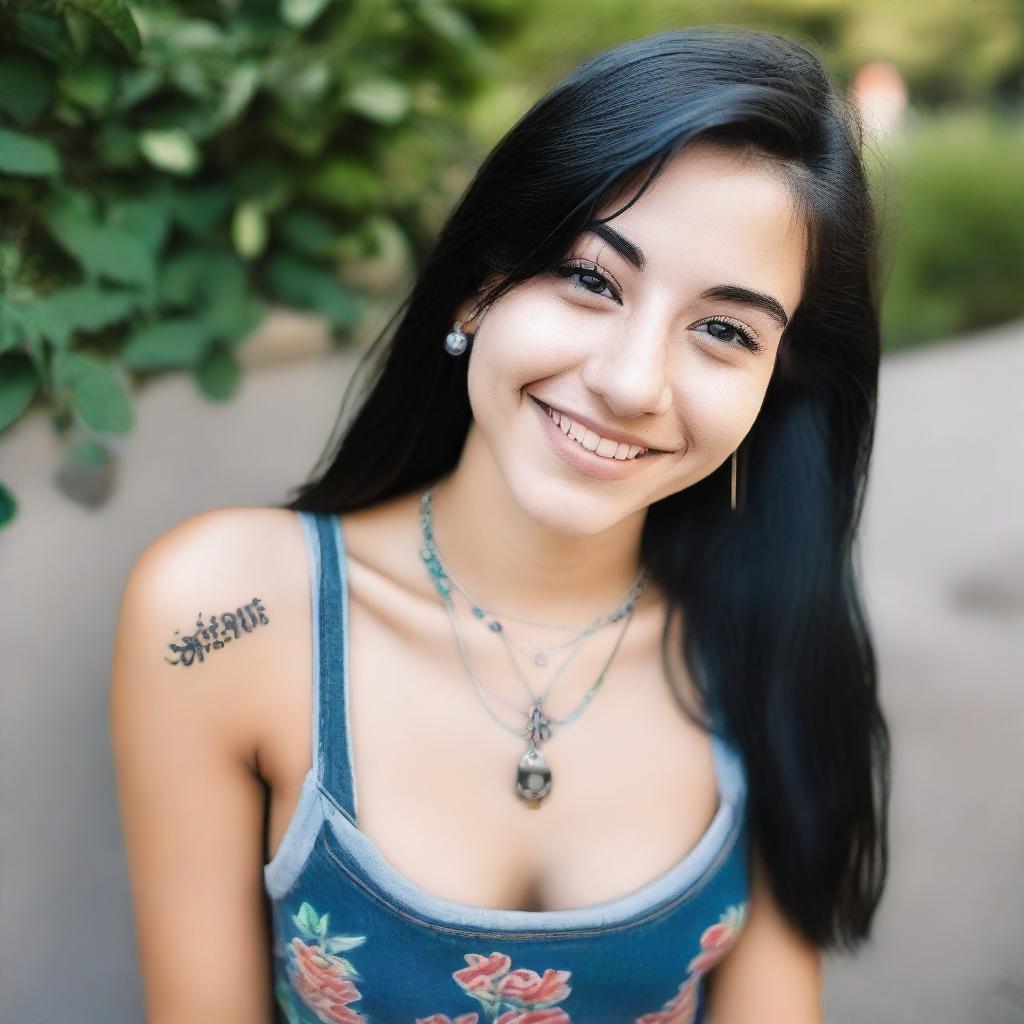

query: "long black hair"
(284, 26), (890, 954)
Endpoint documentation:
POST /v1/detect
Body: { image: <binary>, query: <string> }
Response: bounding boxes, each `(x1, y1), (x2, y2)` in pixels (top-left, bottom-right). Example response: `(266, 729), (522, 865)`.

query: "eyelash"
(552, 258), (763, 354)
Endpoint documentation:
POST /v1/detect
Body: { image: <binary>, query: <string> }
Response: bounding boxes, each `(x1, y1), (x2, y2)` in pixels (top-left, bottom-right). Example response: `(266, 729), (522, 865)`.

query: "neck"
(426, 426), (662, 629)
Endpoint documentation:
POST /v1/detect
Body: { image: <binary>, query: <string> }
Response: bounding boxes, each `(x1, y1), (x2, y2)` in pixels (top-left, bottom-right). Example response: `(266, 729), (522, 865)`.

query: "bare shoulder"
(110, 506), (312, 1021)
(113, 506), (311, 768)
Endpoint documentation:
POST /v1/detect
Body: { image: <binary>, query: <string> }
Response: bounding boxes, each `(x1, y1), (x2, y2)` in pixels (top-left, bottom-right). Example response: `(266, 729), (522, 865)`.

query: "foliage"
(0, 0), (519, 526)
(484, 0), (1024, 113)
(868, 110), (1024, 352)
(475, 4), (1024, 355)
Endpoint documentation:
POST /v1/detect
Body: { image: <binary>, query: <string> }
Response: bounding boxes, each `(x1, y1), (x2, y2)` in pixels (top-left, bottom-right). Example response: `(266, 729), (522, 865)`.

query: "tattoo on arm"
(164, 596), (270, 668)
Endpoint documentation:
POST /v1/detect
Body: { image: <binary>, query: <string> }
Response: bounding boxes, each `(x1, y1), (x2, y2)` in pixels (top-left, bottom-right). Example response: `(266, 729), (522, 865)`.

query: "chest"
(263, 556), (720, 914)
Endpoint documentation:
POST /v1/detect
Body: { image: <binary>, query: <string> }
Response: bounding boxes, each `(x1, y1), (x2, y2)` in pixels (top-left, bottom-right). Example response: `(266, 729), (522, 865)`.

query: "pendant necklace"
(418, 486), (649, 808)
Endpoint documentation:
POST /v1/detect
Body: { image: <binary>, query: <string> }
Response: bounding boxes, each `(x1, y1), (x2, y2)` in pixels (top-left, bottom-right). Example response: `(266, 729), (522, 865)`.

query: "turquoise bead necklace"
(418, 484), (649, 808)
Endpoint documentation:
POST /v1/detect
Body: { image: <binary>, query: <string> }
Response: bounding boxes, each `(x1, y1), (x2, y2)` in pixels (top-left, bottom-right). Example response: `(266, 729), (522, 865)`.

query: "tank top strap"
(296, 509), (358, 824)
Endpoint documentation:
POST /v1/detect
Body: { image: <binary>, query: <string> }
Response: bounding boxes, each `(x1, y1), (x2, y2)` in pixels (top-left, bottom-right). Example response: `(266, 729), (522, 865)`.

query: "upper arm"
(704, 843), (824, 1023)
(109, 508), (298, 1024)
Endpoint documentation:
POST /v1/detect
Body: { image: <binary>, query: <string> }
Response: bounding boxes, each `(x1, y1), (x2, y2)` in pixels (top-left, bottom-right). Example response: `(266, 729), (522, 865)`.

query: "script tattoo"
(164, 596), (270, 667)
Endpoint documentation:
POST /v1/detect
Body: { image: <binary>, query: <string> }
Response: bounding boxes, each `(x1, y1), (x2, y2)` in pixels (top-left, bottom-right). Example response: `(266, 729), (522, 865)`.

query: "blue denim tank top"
(264, 511), (752, 1024)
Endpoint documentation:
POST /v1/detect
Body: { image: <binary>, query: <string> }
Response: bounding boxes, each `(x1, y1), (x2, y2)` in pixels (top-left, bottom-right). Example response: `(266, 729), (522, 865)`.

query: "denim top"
(264, 511), (752, 1024)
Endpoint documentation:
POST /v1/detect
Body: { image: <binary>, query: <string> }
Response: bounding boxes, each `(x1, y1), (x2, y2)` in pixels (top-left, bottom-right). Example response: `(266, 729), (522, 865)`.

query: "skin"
(441, 140), (806, 631)
(110, 140), (823, 1023)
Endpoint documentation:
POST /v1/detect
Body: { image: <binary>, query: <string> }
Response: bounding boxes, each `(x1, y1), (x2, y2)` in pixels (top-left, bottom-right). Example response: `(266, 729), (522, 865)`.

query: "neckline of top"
(315, 509), (747, 931)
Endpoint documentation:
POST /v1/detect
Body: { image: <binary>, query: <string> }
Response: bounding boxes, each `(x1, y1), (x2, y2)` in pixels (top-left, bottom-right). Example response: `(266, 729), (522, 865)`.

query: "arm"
(110, 510), (281, 1024)
(704, 843), (824, 1023)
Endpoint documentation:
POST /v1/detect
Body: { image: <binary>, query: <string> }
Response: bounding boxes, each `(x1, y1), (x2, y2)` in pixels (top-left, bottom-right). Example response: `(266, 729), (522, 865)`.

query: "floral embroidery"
(274, 901), (368, 1024)
(415, 951), (574, 1023)
(634, 902), (749, 1024)
(273, 899), (747, 1024)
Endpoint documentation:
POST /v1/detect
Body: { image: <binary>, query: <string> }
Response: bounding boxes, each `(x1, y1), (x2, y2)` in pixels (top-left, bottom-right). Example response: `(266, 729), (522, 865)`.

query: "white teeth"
(545, 405), (645, 460)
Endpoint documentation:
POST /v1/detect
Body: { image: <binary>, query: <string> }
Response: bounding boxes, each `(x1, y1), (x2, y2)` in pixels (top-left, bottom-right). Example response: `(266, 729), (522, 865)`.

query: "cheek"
(669, 368), (772, 451)
(468, 289), (589, 397)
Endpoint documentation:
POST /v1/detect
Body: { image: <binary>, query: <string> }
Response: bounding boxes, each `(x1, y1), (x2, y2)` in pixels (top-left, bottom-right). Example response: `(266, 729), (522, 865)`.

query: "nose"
(580, 306), (674, 419)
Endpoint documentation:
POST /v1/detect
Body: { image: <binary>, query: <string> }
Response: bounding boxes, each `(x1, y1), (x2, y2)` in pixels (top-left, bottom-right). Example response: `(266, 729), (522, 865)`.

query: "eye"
(692, 316), (762, 354)
(553, 259), (622, 304)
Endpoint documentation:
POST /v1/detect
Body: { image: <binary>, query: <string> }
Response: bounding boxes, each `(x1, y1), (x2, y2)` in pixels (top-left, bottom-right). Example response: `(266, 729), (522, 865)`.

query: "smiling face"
(454, 141), (809, 537)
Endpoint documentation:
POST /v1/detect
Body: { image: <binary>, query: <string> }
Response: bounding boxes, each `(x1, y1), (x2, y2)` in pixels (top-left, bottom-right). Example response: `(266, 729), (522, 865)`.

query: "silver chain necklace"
(418, 486), (649, 808)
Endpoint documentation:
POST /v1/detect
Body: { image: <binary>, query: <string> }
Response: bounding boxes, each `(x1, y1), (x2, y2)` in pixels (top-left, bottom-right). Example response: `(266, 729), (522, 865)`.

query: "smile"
(538, 401), (649, 460)
(527, 394), (671, 482)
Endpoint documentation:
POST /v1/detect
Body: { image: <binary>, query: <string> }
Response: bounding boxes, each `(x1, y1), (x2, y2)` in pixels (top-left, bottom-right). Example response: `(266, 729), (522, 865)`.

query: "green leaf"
(193, 345), (240, 401)
(306, 159), (383, 211)
(417, 2), (478, 47)
(96, 121), (140, 169)
(159, 247), (245, 307)
(280, 0), (331, 28)
(108, 197), (173, 254)
(60, 56), (117, 112)
(10, 11), (77, 65)
(40, 192), (156, 289)
(65, 0), (141, 55)
(266, 107), (333, 158)
(29, 285), (139, 347)
(232, 202), (267, 260)
(0, 53), (56, 126)
(344, 78), (410, 125)
(139, 129), (201, 176)
(278, 207), (338, 259)
(292, 901), (319, 936)
(213, 63), (260, 130)
(0, 354), (40, 431)
(121, 317), (212, 369)
(323, 934), (366, 953)
(53, 351), (133, 434)
(0, 127), (61, 177)
(0, 296), (27, 353)
(267, 254), (360, 328)
(116, 67), (163, 111)
(0, 481), (15, 529)
(170, 183), (232, 236)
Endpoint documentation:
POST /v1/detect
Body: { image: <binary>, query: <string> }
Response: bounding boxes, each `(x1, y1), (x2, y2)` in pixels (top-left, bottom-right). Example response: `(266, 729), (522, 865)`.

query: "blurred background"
(1, 1), (1022, 1021)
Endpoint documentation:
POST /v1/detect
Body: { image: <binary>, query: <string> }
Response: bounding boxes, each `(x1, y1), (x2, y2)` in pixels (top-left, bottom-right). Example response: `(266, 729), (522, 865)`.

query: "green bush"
(0, 0), (519, 525)
(870, 110), (1024, 352)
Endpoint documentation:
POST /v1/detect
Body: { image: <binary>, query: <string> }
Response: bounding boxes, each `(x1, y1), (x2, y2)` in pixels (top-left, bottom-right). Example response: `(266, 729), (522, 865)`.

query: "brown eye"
(693, 317), (762, 353)
(553, 259), (622, 304)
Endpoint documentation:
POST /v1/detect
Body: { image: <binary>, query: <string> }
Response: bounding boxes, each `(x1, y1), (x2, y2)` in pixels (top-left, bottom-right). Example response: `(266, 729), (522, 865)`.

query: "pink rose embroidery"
(496, 1010), (572, 1024)
(634, 902), (748, 1024)
(288, 938), (366, 1024)
(497, 967), (573, 1007)
(415, 1016), (480, 1024)
(420, 951), (574, 1022)
(281, 901), (368, 1024)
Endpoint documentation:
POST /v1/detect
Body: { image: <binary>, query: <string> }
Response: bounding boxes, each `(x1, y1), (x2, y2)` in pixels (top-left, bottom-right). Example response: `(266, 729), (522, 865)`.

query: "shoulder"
(112, 506), (313, 768)
(126, 506), (304, 583)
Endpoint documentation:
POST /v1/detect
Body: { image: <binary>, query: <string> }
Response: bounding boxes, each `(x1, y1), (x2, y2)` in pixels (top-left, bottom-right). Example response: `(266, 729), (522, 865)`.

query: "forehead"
(587, 143), (808, 313)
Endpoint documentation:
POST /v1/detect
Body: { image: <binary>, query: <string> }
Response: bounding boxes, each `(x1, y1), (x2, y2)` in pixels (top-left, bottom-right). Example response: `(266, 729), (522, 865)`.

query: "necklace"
(418, 486), (649, 808)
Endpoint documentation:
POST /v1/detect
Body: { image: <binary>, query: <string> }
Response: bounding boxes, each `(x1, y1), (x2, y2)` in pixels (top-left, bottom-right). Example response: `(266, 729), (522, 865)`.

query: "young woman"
(111, 26), (890, 1024)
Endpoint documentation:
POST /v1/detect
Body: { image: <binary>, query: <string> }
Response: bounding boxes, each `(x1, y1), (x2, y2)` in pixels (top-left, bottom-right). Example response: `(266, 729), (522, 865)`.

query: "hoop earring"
(730, 448), (739, 513)
(445, 320), (470, 356)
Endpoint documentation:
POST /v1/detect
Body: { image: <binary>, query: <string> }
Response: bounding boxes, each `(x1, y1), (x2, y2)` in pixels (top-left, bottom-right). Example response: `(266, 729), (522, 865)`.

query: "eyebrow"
(582, 222), (791, 330)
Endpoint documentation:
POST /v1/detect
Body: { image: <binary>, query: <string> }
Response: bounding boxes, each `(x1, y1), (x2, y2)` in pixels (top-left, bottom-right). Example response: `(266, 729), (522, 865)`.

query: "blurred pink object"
(850, 60), (908, 138)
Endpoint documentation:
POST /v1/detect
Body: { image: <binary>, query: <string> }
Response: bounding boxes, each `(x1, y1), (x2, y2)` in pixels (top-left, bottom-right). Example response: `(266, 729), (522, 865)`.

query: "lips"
(528, 394), (667, 455)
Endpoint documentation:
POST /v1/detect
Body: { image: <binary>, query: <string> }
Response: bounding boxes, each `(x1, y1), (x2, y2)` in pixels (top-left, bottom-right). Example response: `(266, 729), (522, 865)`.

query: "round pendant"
(515, 744), (552, 808)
